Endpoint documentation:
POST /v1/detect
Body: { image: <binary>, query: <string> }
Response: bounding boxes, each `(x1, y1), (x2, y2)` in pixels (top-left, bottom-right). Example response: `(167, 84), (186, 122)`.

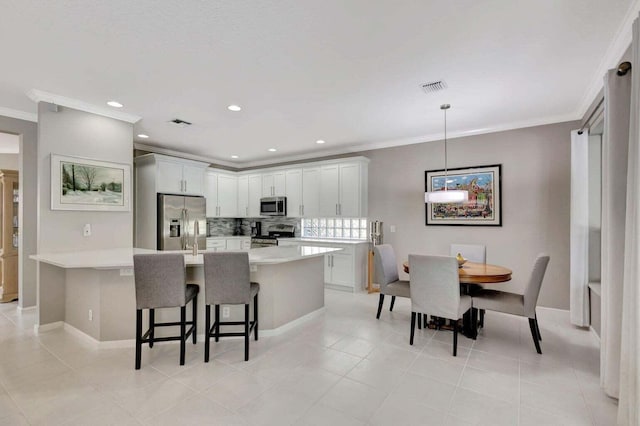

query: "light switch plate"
(390, 225), (396, 233)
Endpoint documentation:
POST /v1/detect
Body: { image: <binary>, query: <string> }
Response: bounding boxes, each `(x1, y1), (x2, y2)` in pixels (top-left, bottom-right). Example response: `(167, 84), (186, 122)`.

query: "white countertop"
(207, 236), (251, 239)
(282, 237), (370, 245)
(30, 245), (342, 269)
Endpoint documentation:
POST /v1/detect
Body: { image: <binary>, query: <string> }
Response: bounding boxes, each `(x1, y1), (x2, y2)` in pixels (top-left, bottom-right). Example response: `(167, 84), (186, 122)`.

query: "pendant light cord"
(441, 103), (450, 191)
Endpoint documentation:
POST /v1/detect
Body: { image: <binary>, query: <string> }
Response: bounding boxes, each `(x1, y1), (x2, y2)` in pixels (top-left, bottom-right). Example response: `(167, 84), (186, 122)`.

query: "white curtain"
(570, 130), (590, 326)
(601, 67), (631, 398)
(618, 16), (640, 426)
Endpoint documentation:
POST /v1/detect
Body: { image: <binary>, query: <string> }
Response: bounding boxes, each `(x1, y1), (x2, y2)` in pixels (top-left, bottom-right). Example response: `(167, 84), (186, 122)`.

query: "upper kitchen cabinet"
(319, 160), (368, 217)
(238, 174), (262, 217)
(301, 167), (321, 217)
(285, 168), (302, 217)
(138, 153), (209, 196)
(205, 170), (238, 217)
(262, 171), (286, 197)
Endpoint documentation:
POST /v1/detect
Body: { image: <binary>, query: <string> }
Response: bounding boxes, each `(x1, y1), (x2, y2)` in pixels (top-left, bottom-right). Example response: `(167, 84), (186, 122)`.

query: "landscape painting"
(425, 164), (501, 226)
(51, 154), (130, 211)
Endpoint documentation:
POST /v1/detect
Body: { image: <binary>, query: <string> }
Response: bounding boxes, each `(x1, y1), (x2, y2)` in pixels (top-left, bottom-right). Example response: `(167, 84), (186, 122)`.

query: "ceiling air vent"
(421, 80), (447, 94)
(169, 118), (192, 128)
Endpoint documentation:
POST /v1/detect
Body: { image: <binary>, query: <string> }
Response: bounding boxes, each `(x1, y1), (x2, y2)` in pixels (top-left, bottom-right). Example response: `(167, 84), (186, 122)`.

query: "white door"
(302, 167), (321, 217)
(319, 165), (340, 217)
(217, 174), (237, 217)
(330, 253), (354, 287)
(182, 164), (205, 195)
(204, 172), (218, 217)
(339, 163), (360, 217)
(226, 239), (242, 251)
(156, 160), (184, 194)
(237, 175), (249, 217)
(248, 174), (262, 216)
(262, 174), (275, 197)
(324, 254), (333, 283)
(285, 168), (302, 217)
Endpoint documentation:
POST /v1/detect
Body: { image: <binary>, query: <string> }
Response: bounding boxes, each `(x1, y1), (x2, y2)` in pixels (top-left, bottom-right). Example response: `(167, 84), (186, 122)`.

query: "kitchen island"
(30, 245), (341, 345)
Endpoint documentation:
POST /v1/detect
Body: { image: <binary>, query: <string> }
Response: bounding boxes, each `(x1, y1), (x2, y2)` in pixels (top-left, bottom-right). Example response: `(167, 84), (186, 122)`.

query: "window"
(302, 218), (368, 240)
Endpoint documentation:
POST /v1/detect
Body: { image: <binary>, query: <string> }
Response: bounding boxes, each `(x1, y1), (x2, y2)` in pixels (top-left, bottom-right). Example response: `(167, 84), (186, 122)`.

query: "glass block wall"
(301, 218), (368, 240)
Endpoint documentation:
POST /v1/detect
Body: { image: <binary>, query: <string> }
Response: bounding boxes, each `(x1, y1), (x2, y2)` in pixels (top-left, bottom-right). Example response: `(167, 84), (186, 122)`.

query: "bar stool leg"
(244, 304), (250, 361)
(204, 304), (211, 362)
(192, 296), (197, 344)
(180, 306), (186, 365)
(410, 312), (416, 345)
(135, 309), (143, 370)
(215, 305), (220, 342)
(149, 309), (154, 348)
(254, 294), (259, 341)
(389, 296), (396, 311)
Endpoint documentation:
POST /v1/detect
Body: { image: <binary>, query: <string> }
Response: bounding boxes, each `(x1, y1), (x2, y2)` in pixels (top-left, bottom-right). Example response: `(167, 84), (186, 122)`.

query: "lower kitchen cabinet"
(206, 237), (251, 252)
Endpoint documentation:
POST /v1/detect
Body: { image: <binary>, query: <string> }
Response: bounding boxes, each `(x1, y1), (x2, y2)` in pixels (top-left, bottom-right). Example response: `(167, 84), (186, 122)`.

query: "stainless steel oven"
(260, 197), (287, 216)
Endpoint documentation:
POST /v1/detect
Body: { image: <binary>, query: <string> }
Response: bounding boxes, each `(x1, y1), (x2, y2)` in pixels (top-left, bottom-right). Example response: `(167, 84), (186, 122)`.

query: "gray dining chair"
(373, 244), (411, 320)
(133, 253), (199, 370)
(203, 252), (259, 362)
(471, 254), (550, 354)
(450, 244), (487, 327)
(408, 254), (473, 356)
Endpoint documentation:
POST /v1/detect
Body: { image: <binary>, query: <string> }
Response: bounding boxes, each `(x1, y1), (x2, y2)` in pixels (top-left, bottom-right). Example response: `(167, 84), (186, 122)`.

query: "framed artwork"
(425, 164), (502, 226)
(51, 154), (131, 211)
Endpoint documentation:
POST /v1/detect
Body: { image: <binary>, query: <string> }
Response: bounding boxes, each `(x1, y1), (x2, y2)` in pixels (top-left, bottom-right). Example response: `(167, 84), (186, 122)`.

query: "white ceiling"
(0, 0), (636, 166)
(0, 133), (19, 154)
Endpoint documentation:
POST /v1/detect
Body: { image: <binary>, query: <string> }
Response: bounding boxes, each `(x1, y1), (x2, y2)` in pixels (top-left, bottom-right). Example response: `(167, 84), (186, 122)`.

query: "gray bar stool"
(133, 253), (199, 370)
(203, 252), (259, 362)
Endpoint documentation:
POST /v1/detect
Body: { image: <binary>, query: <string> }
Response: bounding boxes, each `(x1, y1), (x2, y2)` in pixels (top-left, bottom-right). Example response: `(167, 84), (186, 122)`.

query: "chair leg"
(204, 304), (211, 362)
(254, 294), (259, 341)
(215, 305), (220, 342)
(528, 318), (542, 354)
(471, 308), (477, 340)
(453, 322), (458, 356)
(389, 296), (396, 311)
(418, 312), (422, 329)
(535, 314), (542, 341)
(244, 304), (250, 361)
(192, 295), (197, 344)
(423, 313), (428, 328)
(376, 294), (385, 319)
(135, 309), (142, 370)
(180, 306), (186, 365)
(479, 309), (485, 328)
(410, 312), (416, 345)
(149, 309), (154, 348)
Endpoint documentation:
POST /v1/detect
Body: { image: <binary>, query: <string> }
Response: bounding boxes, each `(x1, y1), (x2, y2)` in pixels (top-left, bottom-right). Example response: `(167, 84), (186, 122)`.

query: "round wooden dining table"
(402, 261), (512, 284)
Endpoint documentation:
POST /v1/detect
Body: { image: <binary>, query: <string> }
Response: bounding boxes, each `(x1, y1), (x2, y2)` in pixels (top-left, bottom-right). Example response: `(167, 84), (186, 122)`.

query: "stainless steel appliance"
(250, 221), (262, 237)
(260, 197), (287, 216)
(369, 220), (383, 245)
(250, 224), (295, 248)
(158, 194), (206, 250)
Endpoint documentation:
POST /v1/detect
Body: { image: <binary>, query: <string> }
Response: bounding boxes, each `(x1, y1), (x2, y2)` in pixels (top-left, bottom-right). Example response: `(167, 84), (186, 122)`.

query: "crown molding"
(0, 107), (37, 122)
(133, 142), (239, 169)
(26, 89), (141, 124)
(576, 0), (640, 118)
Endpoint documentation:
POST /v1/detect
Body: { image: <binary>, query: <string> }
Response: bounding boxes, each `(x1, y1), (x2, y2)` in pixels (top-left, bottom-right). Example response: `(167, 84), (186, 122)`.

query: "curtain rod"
(578, 61), (632, 135)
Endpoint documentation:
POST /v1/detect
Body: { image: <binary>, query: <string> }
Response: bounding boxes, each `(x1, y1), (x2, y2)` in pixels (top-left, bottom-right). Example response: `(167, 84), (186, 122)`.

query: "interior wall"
(0, 154), (19, 170)
(360, 120), (577, 310)
(0, 115), (37, 308)
(37, 103), (133, 325)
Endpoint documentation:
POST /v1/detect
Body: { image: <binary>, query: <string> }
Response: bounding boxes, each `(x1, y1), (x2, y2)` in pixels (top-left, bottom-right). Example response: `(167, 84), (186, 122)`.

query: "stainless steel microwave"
(260, 197), (287, 216)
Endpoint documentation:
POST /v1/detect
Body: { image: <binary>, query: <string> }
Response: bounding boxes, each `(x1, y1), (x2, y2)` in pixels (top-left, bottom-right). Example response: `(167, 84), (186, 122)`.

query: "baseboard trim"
(34, 321), (64, 334)
(260, 307), (325, 337)
(325, 283), (355, 293)
(17, 305), (36, 313)
(537, 306), (570, 313)
(590, 325), (601, 343)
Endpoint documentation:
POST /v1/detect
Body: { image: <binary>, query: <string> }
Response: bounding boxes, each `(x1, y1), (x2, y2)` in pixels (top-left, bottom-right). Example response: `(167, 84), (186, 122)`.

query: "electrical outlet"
(222, 306), (230, 318)
(389, 225), (396, 233)
(88, 309), (93, 321)
(83, 223), (91, 237)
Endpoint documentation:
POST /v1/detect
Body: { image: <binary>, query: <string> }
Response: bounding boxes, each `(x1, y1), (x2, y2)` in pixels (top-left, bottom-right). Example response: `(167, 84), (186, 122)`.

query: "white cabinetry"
(319, 162), (367, 217)
(134, 154), (210, 249)
(206, 237), (251, 252)
(262, 171), (286, 197)
(237, 174), (262, 217)
(205, 171), (237, 217)
(302, 167), (321, 217)
(285, 168), (302, 217)
(155, 156), (207, 196)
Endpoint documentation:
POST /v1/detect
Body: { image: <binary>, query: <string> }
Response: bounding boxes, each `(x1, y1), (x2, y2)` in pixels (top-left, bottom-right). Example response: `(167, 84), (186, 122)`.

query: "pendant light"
(425, 104), (468, 203)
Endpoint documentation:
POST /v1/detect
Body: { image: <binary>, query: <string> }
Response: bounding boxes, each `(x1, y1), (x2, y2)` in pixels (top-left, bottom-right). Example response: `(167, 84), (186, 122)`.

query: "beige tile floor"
(0, 290), (616, 425)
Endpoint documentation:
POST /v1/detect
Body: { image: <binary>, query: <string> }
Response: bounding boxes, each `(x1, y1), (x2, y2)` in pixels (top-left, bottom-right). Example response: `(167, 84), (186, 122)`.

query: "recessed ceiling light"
(268, 148), (277, 152)
(137, 134), (149, 139)
(231, 155), (239, 159)
(227, 105), (242, 112)
(316, 140), (325, 144)
(107, 101), (123, 108)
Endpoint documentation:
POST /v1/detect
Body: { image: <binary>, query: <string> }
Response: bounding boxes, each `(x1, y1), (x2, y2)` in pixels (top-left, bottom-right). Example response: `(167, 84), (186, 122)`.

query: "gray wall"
(0, 115), (37, 308)
(37, 103), (133, 325)
(360, 121), (577, 310)
(0, 154), (19, 170)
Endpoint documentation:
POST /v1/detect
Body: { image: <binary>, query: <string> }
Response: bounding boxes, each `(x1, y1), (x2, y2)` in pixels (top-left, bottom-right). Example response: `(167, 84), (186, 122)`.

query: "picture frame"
(425, 164), (502, 226)
(51, 154), (131, 211)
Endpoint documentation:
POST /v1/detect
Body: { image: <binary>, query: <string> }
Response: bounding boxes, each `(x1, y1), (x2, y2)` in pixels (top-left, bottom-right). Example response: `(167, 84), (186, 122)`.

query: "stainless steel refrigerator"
(158, 194), (206, 251)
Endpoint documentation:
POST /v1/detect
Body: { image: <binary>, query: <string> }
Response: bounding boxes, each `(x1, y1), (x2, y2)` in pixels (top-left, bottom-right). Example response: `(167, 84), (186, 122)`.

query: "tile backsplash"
(207, 217), (301, 237)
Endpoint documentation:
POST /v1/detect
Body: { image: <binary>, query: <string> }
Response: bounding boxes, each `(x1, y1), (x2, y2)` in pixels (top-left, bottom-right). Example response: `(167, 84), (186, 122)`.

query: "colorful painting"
(51, 154), (130, 211)
(425, 164), (502, 226)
